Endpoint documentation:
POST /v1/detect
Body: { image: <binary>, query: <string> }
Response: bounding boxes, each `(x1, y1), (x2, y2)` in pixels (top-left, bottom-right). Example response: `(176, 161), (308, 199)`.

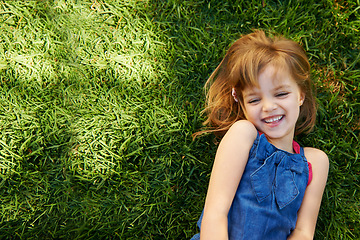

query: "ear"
(299, 92), (305, 106)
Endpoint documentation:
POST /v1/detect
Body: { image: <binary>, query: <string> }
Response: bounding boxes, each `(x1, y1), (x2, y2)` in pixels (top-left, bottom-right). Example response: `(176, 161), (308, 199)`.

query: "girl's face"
(242, 65), (305, 143)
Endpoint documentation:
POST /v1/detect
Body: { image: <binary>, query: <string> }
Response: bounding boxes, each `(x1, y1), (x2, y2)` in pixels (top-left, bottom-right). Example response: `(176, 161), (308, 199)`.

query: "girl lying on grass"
(191, 30), (329, 240)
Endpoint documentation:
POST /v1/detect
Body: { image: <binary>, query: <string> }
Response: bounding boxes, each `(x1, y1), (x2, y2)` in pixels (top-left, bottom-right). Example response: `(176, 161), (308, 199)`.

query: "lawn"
(0, 0), (359, 239)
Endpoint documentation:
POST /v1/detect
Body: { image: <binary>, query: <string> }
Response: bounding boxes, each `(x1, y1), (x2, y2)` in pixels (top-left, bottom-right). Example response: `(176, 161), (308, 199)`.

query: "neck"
(266, 134), (295, 153)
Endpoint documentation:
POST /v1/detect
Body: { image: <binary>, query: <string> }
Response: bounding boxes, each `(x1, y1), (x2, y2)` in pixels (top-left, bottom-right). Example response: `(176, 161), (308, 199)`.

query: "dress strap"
(292, 140), (312, 185)
(292, 140), (302, 155)
(307, 162), (313, 186)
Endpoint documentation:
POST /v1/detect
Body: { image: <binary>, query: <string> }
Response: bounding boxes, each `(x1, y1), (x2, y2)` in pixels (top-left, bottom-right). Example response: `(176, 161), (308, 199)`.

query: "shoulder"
(303, 147), (329, 168)
(303, 147), (329, 183)
(226, 120), (258, 140)
(217, 120), (257, 156)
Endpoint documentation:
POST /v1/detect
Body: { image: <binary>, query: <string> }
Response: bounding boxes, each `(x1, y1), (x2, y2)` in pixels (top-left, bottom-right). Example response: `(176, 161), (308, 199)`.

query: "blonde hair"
(198, 30), (316, 137)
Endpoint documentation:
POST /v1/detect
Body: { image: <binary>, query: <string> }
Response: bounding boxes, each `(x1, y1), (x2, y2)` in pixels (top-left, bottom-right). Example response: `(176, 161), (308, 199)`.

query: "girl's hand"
(200, 120), (257, 240)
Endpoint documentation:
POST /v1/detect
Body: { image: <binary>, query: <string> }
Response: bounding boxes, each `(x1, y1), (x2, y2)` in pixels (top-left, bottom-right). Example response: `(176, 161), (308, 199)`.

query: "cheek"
(288, 99), (301, 118)
(242, 105), (250, 120)
(243, 106), (258, 121)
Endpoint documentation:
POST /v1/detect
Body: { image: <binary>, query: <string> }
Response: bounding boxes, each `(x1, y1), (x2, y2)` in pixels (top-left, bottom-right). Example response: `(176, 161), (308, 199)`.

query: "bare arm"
(287, 148), (329, 240)
(200, 120), (257, 240)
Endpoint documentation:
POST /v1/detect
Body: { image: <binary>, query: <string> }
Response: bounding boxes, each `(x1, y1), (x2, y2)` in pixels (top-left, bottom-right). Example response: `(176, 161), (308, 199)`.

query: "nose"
(262, 97), (277, 112)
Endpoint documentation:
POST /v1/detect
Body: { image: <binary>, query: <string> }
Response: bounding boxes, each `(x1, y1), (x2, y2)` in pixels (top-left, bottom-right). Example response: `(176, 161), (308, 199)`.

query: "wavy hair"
(197, 30), (316, 137)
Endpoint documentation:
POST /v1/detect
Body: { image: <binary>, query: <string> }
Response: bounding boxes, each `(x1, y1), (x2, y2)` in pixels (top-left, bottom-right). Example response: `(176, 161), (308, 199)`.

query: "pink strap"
(292, 140), (301, 154)
(293, 140), (313, 185)
(307, 162), (313, 186)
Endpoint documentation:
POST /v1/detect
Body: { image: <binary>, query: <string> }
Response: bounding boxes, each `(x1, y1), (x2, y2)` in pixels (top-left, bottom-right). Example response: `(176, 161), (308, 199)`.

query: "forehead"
(262, 64), (293, 84)
(243, 64), (298, 93)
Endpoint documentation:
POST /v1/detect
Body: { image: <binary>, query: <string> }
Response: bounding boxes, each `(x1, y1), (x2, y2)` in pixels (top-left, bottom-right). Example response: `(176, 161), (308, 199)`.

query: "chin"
(266, 129), (294, 140)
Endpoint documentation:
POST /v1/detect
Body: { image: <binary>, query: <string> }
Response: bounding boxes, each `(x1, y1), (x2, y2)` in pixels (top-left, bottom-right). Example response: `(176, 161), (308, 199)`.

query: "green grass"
(0, 0), (359, 239)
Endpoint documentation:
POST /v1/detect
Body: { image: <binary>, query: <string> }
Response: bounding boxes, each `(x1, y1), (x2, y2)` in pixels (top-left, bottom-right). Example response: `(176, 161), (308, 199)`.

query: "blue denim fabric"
(191, 133), (309, 240)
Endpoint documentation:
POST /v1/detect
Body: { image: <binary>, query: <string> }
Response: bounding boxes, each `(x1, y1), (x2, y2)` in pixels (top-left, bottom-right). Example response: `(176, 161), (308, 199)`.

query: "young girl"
(191, 30), (329, 240)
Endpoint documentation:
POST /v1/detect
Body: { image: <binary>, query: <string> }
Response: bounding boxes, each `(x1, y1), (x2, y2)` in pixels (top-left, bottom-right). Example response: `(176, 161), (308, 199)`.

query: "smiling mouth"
(263, 115), (284, 123)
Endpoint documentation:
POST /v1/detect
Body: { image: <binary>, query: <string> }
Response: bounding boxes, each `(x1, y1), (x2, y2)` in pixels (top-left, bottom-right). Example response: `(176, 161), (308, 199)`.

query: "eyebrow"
(273, 84), (292, 91)
(243, 91), (259, 99)
(243, 84), (292, 98)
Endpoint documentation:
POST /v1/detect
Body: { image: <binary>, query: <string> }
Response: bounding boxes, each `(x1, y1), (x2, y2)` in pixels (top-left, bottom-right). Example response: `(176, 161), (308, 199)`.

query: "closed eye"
(276, 92), (289, 97)
(248, 98), (260, 104)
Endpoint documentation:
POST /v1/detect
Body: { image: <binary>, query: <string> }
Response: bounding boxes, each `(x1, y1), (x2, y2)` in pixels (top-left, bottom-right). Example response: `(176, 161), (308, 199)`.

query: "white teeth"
(264, 116), (283, 123)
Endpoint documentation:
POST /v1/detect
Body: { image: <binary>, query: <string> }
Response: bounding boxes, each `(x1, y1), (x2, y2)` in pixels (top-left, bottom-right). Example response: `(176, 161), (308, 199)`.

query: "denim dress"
(191, 132), (309, 240)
